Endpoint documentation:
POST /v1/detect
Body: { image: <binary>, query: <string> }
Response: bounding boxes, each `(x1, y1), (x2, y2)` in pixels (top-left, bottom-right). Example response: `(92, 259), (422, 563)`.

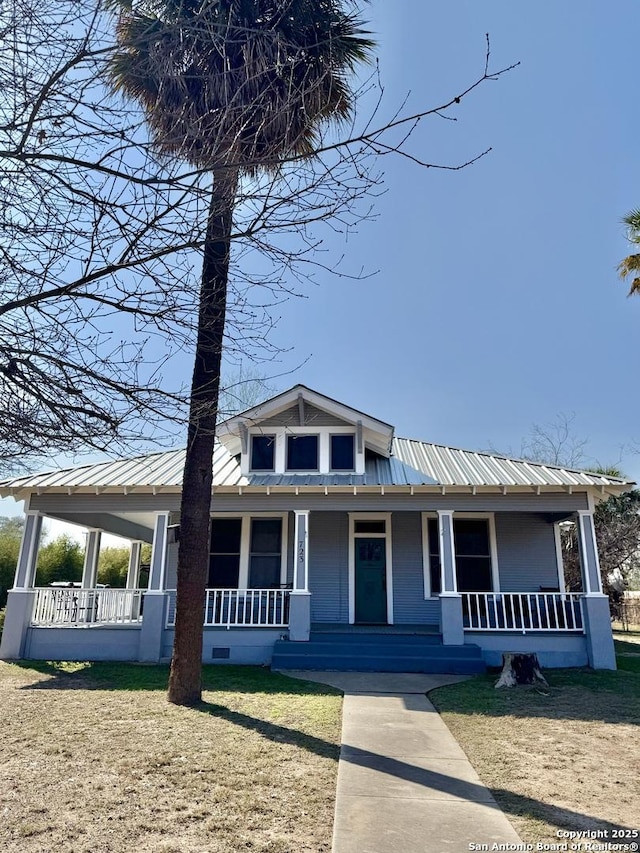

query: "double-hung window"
(423, 516), (495, 596)
(209, 518), (242, 588)
(248, 519), (283, 588)
(454, 519), (493, 592)
(209, 515), (286, 589)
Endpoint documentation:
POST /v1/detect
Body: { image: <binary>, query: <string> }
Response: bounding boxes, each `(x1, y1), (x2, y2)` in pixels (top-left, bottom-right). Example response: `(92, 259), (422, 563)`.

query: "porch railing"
(31, 587), (144, 626)
(166, 588), (291, 629)
(462, 592), (584, 633)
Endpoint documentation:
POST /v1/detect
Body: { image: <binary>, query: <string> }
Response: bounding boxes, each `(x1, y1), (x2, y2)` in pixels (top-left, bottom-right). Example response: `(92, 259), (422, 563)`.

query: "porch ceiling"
(37, 510), (157, 543)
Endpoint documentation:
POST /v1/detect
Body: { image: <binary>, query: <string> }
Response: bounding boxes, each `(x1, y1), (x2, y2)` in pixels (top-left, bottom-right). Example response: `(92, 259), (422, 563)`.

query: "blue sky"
(2, 0), (639, 529)
(266, 0), (640, 479)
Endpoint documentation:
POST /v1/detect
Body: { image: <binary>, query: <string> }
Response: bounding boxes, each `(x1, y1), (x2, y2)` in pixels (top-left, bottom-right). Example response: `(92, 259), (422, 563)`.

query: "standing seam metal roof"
(392, 438), (630, 488)
(0, 438), (633, 494)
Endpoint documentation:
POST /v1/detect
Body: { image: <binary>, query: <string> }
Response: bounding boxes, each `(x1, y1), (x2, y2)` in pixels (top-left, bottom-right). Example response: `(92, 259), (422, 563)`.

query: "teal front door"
(355, 538), (387, 624)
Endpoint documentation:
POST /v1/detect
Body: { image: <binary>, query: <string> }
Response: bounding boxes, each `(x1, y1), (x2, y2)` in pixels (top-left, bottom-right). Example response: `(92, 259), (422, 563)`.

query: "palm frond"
(107, 0), (374, 171)
(618, 253), (640, 296)
(622, 208), (640, 242)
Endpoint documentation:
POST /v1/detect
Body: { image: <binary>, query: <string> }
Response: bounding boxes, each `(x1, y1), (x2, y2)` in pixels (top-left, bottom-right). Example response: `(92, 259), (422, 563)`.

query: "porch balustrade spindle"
(166, 589), (291, 629)
(460, 592), (585, 633)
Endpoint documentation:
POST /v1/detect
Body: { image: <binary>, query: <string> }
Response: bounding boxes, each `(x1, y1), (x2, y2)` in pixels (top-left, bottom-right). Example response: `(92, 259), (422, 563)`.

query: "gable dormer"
(217, 385), (394, 477)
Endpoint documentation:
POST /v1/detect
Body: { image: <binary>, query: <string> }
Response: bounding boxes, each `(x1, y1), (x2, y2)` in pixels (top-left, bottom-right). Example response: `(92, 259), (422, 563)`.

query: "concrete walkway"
(284, 672), (522, 853)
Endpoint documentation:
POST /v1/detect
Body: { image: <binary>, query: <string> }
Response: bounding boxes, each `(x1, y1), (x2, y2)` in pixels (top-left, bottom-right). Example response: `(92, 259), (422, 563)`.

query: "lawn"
(430, 661), (640, 844)
(0, 661), (342, 853)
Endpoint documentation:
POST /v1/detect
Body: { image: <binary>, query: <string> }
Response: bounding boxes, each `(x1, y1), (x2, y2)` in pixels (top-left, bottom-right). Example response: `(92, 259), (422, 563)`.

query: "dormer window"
(330, 434), (355, 471)
(286, 434), (319, 471)
(251, 434), (276, 471)
(245, 429), (361, 474)
(219, 385), (393, 478)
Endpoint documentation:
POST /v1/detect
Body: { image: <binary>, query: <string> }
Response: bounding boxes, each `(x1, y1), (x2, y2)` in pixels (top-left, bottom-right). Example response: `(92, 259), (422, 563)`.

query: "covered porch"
(0, 507), (312, 663)
(0, 502), (614, 670)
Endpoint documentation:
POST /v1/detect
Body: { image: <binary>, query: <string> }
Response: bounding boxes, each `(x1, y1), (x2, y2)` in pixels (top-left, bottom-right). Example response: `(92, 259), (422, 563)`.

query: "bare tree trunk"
(167, 168), (238, 706)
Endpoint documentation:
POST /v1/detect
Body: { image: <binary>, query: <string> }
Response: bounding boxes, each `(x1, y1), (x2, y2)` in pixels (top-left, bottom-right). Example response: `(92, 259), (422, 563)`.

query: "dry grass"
(613, 625), (640, 646)
(430, 666), (640, 844)
(0, 661), (342, 853)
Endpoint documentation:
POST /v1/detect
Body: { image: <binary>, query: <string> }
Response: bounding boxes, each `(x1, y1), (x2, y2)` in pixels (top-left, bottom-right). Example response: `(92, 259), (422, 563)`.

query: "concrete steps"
(272, 631), (486, 674)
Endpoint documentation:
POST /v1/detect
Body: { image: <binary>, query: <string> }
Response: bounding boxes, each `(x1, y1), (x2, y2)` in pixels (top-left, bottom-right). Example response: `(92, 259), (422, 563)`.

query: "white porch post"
(576, 509), (615, 669)
(438, 510), (464, 646)
(293, 510), (309, 591)
(0, 510), (43, 659)
(139, 513), (170, 663)
(289, 511), (311, 642)
(553, 523), (567, 594)
(576, 511), (602, 595)
(14, 511), (44, 589)
(82, 530), (102, 588)
(148, 513), (170, 591)
(126, 541), (143, 589)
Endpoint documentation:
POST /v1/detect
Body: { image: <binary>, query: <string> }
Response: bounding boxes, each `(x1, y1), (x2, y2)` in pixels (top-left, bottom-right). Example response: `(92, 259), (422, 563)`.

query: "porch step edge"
(274, 642), (483, 660)
(271, 653), (486, 674)
(307, 632), (444, 645)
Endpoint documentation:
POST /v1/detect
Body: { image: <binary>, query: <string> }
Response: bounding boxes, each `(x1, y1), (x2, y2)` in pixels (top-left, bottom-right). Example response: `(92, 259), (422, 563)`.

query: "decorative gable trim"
(218, 384), (394, 458)
(258, 401), (351, 428)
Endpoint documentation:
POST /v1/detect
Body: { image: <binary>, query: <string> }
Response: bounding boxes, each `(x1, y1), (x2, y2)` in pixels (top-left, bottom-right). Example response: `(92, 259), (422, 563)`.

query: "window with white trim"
(248, 518), (282, 587)
(251, 434), (276, 471)
(286, 434), (319, 471)
(425, 518), (441, 595)
(209, 518), (242, 588)
(454, 519), (492, 592)
(243, 426), (361, 475)
(209, 515), (288, 589)
(423, 514), (497, 596)
(330, 433), (355, 471)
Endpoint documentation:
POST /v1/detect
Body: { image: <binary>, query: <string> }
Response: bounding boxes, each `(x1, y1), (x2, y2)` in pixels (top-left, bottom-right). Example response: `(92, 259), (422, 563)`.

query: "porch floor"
(311, 623), (441, 636)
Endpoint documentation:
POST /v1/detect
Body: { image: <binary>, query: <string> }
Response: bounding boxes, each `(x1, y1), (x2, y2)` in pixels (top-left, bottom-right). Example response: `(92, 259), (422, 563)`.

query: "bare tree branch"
(0, 1), (517, 477)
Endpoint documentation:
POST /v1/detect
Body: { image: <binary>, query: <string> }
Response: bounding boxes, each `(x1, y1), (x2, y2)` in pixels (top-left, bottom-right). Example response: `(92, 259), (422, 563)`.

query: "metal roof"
(0, 438), (632, 497)
(393, 438), (632, 488)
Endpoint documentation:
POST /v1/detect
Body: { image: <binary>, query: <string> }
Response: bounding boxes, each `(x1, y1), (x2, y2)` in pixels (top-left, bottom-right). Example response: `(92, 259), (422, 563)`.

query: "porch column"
(139, 513), (170, 663)
(577, 510), (615, 669)
(148, 513), (170, 591)
(0, 511), (43, 659)
(14, 511), (44, 589)
(126, 541), (143, 589)
(81, 529), (102, 588)
(289, 510), (311, 642)
(553, 523), (567, 594)
(438, 510), (464, 646)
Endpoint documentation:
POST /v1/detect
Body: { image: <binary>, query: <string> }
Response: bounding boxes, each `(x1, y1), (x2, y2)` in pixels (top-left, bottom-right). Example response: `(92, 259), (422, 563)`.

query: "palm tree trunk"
(167, 167), (238, 706)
